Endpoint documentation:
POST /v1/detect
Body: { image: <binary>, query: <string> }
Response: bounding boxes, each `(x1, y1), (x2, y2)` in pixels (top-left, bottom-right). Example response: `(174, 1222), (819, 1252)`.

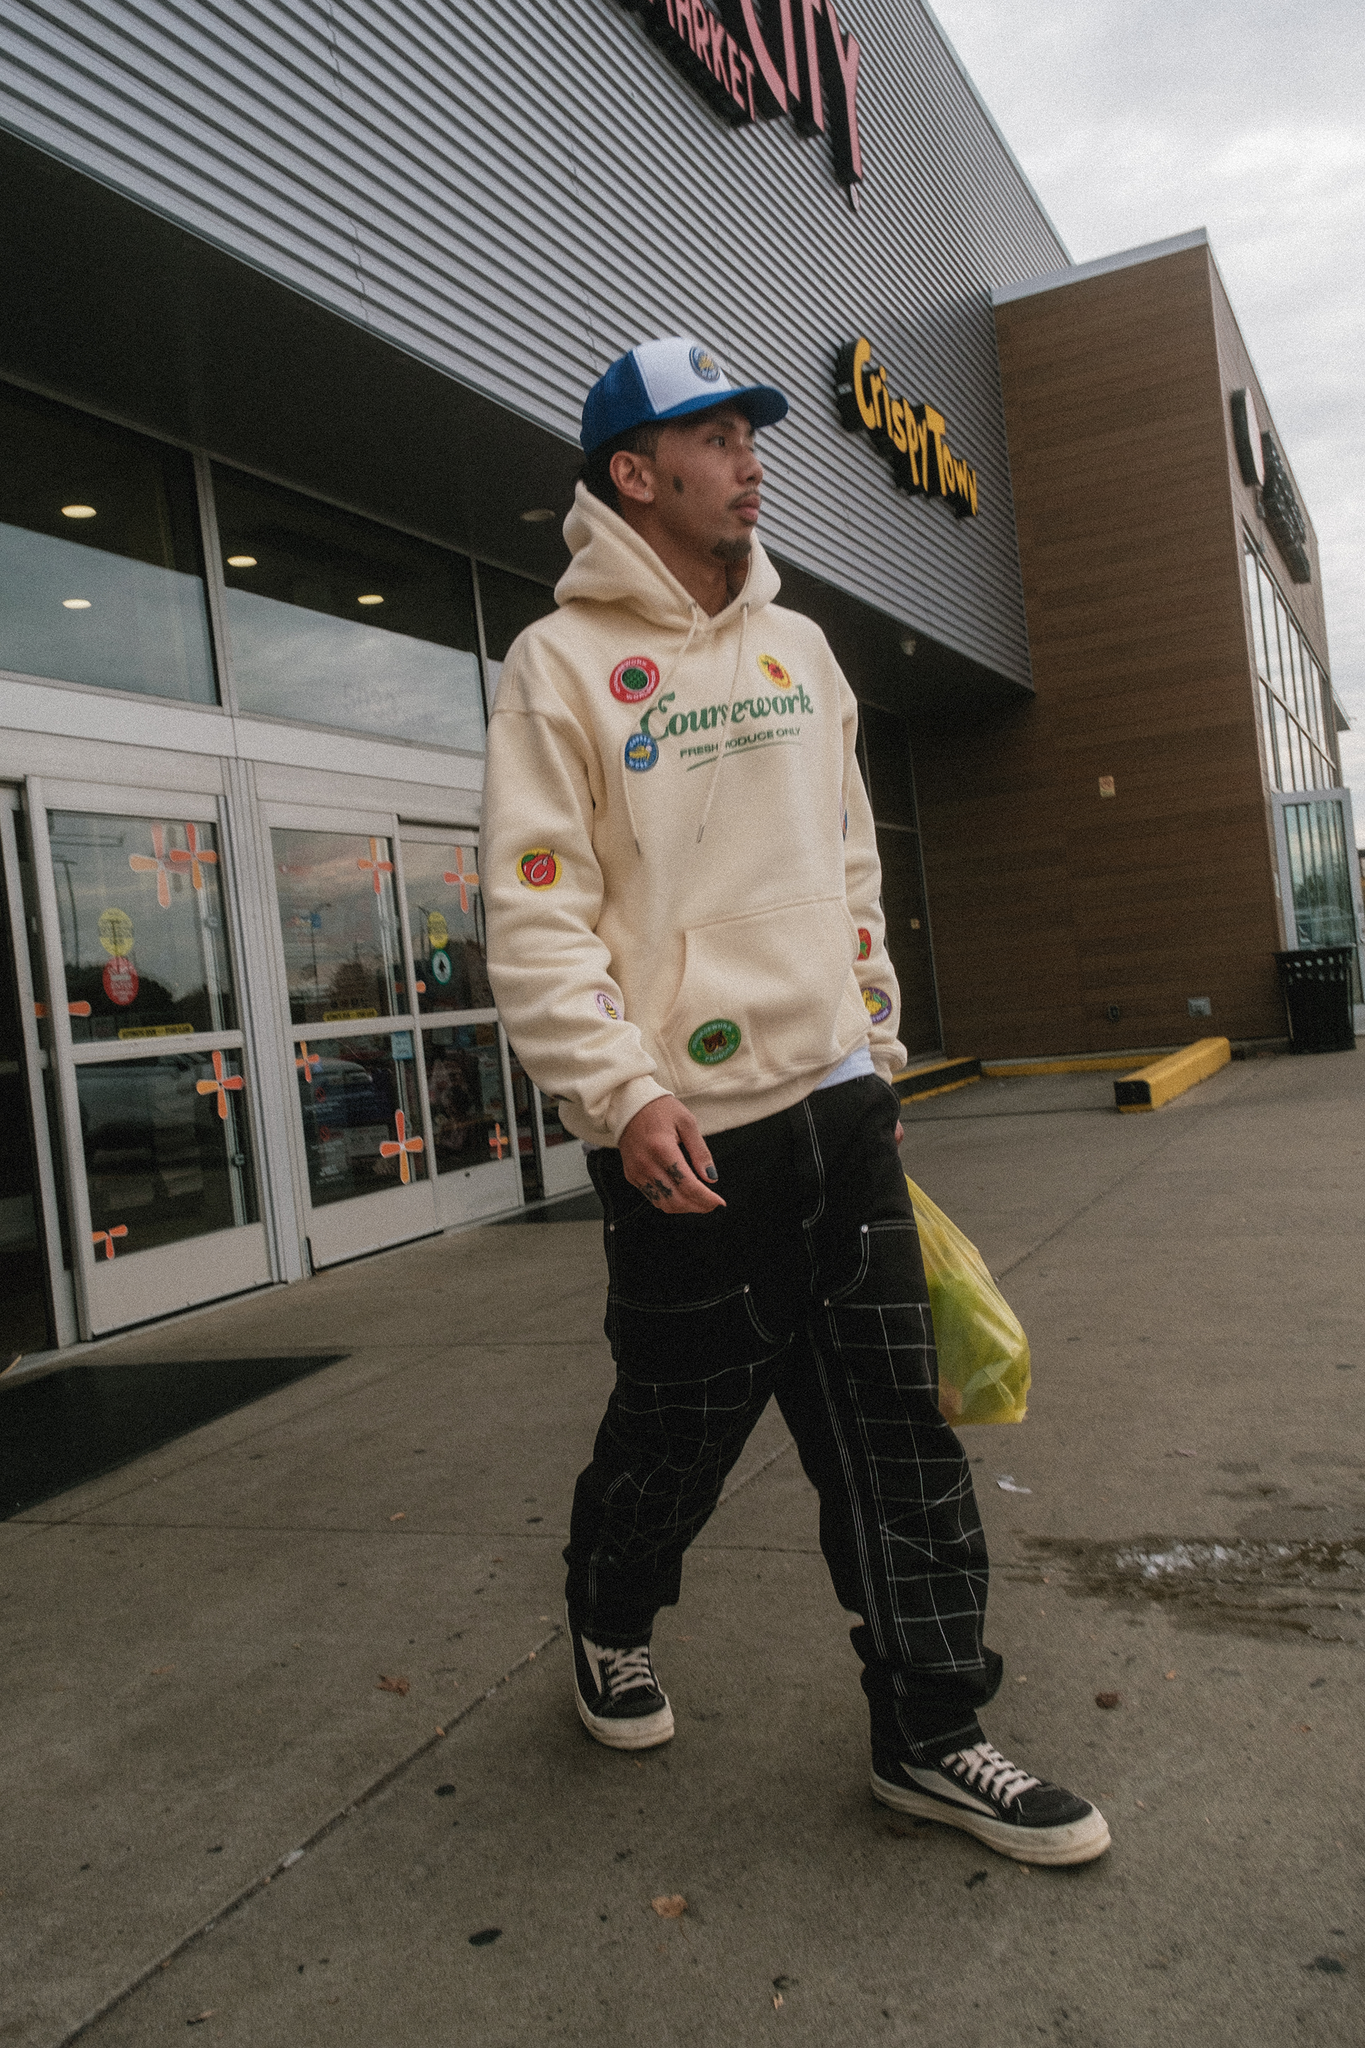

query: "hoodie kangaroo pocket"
(661, 895), (863, 1093)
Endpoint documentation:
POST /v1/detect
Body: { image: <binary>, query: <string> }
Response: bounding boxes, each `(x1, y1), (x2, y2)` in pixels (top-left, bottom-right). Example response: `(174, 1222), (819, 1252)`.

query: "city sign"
(835, 337), (980, 519)
(611, 0), (866, 205)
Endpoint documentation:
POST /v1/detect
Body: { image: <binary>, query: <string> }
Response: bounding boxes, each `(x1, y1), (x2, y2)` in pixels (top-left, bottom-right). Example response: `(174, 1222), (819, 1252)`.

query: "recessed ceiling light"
(226, 553), (257, 568)
(900, 635), (917, 658)
(61, 503), (97, 519)
(357, 593), (384, 605)
(520, 508), (556, 524)
(63, 598), (92, 610)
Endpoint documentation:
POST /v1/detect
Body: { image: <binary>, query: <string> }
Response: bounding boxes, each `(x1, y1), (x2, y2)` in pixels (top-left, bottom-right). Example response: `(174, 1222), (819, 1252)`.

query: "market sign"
(835, 337), (980, 519)
(612, 0), (865, 205)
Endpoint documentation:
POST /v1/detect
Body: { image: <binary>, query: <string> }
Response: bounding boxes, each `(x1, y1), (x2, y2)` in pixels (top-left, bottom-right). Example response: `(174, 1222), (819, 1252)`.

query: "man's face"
(641, 405), (764, 566)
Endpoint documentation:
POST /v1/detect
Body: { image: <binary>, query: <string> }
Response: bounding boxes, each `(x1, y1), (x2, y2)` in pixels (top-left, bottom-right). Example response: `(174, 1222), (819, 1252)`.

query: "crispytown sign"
(611, 0), (865, 205)
(835, 337), (980, 519)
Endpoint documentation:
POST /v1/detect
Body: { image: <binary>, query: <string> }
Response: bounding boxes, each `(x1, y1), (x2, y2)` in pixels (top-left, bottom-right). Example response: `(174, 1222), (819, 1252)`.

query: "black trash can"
(1275, 947), (1357, 1053)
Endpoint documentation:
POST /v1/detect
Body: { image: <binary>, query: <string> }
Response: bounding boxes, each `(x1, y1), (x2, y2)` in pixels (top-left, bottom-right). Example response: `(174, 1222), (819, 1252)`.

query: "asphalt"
(2, 1048), (1362, 2047)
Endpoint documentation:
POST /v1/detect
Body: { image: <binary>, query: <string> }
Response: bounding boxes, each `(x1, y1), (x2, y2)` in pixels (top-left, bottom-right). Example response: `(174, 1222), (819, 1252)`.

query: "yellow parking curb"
(1114, 1037), (1231, 1112)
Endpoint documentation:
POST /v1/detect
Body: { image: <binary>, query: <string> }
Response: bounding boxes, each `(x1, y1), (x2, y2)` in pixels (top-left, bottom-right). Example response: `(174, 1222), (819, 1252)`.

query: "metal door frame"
(25, 775), (274, 1337)
(0, 789), (77, 1351)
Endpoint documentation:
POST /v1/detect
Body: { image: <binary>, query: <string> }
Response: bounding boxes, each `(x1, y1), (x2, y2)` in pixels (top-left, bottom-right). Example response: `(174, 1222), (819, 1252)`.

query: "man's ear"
(609, 447), (656, 507)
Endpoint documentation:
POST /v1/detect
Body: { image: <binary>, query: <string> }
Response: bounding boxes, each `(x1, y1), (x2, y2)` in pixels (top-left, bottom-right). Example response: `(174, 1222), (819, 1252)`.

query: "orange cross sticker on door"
(379, 1109), (424, 1183)
(358, 837), (395, 896)
(129, 822), (175, 908)
(488, 1122), (509, 1160)
(166, 822), (218, 891)
(196, 1048), (245, 1119)
(444, 849), (480, 913)
(295, 1042), (321, 1078)
(92, 1224), (128, 1260)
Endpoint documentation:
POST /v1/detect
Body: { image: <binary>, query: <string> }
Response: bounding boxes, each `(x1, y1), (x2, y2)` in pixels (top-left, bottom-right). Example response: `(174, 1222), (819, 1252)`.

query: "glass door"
(1272, 789), (1364, 1008)
(27, 785), (271, 1337)
(267, 808), (439, 1267)
(398, 831), (523, 1227)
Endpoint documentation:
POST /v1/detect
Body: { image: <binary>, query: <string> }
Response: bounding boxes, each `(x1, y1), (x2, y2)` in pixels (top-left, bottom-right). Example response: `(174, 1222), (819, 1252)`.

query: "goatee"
(712, 536), (752, 566)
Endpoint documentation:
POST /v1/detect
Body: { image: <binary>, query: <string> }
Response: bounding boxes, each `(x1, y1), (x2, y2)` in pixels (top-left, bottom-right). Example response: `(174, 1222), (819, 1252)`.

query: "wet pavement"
(1, 1046), (1362, 2046)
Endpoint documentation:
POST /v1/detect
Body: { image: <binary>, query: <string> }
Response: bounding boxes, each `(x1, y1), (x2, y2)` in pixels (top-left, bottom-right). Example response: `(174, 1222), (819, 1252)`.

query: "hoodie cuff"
(606, 1075), (672, 1146)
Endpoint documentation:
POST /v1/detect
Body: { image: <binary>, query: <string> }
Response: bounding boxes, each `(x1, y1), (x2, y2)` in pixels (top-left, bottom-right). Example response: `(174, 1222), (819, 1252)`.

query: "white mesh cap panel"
(631, 337), (735, 413)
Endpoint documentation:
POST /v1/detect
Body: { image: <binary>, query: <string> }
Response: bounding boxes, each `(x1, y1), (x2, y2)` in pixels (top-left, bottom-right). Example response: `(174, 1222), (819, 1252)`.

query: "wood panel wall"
(911, 241), (1301, 1058)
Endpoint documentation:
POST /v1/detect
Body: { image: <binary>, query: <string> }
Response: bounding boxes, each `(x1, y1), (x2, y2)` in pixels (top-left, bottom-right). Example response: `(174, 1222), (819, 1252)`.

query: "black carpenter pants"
(566, 1075), (1003, 1760)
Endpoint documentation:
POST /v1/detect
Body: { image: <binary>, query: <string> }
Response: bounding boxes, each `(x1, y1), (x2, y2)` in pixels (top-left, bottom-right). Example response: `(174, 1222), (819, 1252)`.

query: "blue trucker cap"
(581, 336), (789, 454)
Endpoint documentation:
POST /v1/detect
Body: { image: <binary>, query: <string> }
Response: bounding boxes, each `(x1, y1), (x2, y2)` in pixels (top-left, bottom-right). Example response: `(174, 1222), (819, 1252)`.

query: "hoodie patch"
(863, 986), (893, 1025)
(624, 731), (660, 773)
(688, 1018), (741, 1066)
(858, 928), (872, 960)
(757, 653), (791, 688)
(518, 848), (561, 889)
(610, 656), (660, 705)
(595, 992), (621, 1021)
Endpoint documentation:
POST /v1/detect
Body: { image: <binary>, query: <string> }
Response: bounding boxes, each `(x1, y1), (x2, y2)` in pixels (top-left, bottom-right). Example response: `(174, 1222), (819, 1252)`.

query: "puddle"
(1016, 1533), (1365, 1642)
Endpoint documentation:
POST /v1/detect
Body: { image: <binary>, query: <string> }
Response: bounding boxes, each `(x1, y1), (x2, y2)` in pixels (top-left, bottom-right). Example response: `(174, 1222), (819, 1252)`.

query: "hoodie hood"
(556, 480), (781, 628)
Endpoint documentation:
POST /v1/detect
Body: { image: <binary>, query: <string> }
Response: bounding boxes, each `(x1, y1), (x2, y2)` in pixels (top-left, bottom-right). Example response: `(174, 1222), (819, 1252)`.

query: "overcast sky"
(928, 0), (1365, 845)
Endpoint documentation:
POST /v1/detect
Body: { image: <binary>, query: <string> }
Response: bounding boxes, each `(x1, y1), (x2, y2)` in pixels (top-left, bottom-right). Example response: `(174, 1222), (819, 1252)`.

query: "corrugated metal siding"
(0, 0), (1069, 685)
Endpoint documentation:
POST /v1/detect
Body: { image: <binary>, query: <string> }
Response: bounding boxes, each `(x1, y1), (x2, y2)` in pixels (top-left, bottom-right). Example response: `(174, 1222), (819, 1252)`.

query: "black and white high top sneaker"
(872, 1741), (1110, 1865)
(568, 1611), (675, 1751)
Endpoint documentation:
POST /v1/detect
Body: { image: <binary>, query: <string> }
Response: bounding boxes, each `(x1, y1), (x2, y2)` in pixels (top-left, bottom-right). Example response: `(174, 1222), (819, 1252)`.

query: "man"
(482, 337), (1107, 1867)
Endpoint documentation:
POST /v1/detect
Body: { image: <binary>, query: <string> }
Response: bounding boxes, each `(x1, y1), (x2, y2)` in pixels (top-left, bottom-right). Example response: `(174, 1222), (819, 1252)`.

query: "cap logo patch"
(689, 345), (722, 383)
(857, 928), (872, 961)
(610, 656), (660, 704)
(595, 992), (621, 1021)
(863, 986), (893, 1025)
(518, 848), (560, 889)
(757, 653), (790, 688)
(688, 1018), (741, 1066)
(623, 731), (659, 773)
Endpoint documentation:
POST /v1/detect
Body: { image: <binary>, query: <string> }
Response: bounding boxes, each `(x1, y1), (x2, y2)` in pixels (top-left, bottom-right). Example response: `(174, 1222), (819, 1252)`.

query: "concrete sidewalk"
(3, 1050), (1362, 2046)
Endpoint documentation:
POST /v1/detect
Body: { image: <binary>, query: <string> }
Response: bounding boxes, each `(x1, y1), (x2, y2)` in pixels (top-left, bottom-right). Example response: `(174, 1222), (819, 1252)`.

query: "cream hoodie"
(481, 483), (907, 1146)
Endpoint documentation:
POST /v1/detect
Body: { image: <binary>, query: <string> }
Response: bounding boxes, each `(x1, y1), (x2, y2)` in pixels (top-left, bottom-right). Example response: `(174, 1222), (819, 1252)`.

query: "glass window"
(476, 562), (558, 702)
(79, 1051), (257, 1256)
(293, 1032), (426, 1206)
(402, 840), (492, 1014)
(213, 466), (483, 751)
(272, 828), (405, 1027)
(539, 1094), (577, 1151)
(1246, 552), (1271, 684)
(0, 382), (216, 703)
(48, 812), (237, 1044)
(421, 1021), (510, 1175)
(1259, 685), (1281, 791)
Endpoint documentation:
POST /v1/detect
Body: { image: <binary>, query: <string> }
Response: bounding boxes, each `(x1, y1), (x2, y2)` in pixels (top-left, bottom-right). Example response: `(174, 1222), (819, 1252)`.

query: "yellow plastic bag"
(906, 1175), (1030, 1426)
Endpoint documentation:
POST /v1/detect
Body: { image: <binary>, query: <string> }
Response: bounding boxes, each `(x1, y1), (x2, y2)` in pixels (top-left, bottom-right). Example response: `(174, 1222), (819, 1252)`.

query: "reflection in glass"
(294, 1033), (427, 1207)
(213, 465), (485, 751)
(50, 812), (237, 1044)
(402, 841), (492, 1014)
(422, 1022), (513, 1174)
(507, 1046), (542, 1202)
(272, 829), (405, 1027)
(0, 382), (216, 702)
(78, 1052), (258, 1256)
(538, 1093), (576, 1151)
(476, 562), (558, 705)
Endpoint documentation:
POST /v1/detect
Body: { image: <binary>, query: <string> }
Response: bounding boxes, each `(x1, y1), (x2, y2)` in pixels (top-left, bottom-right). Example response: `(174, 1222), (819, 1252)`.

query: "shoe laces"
(599, 1644), (658, 1701)
(944, 1741), (1041, 1808)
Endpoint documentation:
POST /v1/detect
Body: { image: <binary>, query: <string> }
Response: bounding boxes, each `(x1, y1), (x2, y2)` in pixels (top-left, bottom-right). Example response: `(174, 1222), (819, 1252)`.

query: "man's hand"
(619, 1096), (724, 1215)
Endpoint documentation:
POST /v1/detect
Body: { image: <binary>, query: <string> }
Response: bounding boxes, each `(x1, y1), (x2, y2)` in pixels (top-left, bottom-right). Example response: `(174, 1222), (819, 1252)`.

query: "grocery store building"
(0, 0), (1356, 1355)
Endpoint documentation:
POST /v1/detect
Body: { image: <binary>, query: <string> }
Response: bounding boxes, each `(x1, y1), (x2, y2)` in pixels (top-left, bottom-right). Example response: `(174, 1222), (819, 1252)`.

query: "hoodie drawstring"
(695, 602), (750, 846)
(622, 604), (702, 855)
